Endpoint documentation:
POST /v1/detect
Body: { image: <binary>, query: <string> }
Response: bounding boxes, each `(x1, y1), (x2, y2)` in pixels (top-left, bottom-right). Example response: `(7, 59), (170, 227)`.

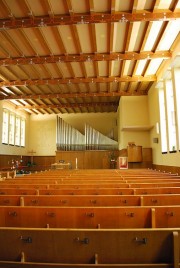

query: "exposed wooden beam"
(0, 75), (156, 88)
(16, 102), (119, 110)
(0, 90), (147, 101)
(0, 11), (180, 30)
(65, 0), (74, 15)
(0, 51), (171, 66)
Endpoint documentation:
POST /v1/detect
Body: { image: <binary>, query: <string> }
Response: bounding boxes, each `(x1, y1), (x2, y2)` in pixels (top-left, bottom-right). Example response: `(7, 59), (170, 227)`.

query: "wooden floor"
(0, 168), (180, 267)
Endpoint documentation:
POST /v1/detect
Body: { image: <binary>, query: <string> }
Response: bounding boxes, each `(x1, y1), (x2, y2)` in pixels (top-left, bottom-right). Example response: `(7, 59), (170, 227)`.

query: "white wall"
(118, 96), (151, 149)
(29, 114), (57, 156)
(0, 101), (30, 155)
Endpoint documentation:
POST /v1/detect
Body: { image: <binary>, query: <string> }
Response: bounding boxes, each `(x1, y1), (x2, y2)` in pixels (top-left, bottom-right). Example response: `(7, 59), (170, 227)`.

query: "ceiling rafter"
(70, 24), (88, 88)
(127, 82), (136, 93)
(132, 0), (148, 76)
(0, 89), (147, 102)
(120, 21), (133, 77)
(65, 0), (74, 15)
(0, 0), (179, 115)
(88, 0), (94, 13)
(0, 11), (180, 30)
(171, 0), (179, 11)
(0, 51), (170, 66)
(111, 0), (116, 13)
(39, 0), (53, 16)
(33, 27), (52, 55)
(16, 102), (119, 110)
(0, 75), (156, 89)
(51, 27), (67, 55)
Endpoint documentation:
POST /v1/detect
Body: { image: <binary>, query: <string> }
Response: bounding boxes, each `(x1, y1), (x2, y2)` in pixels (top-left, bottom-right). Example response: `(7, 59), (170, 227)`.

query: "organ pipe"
(57, 117), (118, 151)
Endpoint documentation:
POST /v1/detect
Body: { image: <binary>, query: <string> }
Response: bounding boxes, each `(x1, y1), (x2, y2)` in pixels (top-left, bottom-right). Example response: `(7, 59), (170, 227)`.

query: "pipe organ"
(57, 117), (118, 151)
(57, 117), (85, 151)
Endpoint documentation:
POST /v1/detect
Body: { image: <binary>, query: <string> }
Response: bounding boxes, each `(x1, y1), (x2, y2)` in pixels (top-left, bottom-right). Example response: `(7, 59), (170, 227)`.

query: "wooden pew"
(0, 227), (177, 267)
(0, 195), (141, 207)
(142, 195), (180, 206)
(0, 183), (130, 188)
(3, 187), (180, 196)
(0, 188), (134, 195)
(2, 181), (180, 190)
(0, 206), (152, 228)
(3, 175), (180, 183)
(2, 194), (180, 208)
(2, 205), (180, 229)
(134, 187), (180, 195)
(152, 207), (180, 228)
(0, 188), (38, 195)
(39, 187), (180, 195)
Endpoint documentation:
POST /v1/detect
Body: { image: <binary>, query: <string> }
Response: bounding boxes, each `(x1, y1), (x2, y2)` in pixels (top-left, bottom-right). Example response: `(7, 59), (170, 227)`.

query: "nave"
(0, 168), (180, 267)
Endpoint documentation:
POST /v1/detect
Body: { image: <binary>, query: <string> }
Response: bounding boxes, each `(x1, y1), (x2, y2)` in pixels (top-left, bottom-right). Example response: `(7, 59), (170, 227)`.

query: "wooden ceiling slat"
(0, 31), (23, 57)
(51, 27), (67, 55)
(109, 22), (114, 53)
(0, 1), (11, 17)
(71, 24), (82, 53)
(0, 0), (179, 114)
(39, 0), (53, 15)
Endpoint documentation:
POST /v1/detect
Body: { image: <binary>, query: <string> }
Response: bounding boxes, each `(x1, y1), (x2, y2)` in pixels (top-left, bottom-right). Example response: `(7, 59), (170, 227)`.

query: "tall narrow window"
(2, 109), (9, 144)
(15, 116), (20, 146)
(173, 68), (180, 150)
(159, 89), (168, 153)
(165, 80), (177, 151)
(2, 109), (26, 147)
(20, 118), (25, 147)
(9, 113), (15, 145)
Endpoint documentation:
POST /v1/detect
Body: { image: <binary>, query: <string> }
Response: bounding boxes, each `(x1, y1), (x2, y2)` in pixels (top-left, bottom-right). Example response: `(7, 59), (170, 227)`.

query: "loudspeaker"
(153, 137), (158, 143)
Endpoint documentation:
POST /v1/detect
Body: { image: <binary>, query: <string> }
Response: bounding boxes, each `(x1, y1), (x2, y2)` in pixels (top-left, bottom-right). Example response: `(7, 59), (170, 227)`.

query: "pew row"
(1, 181), (180, 189)
(0, 206), (180, 228)
(0, 206), (152, 228)
(5, 176), (180, 183)
(2, 187), (180, 195)
(0, 227), (178, 267)
(2, 179), (180, 188)
(18, 168), (178, 179)
(1, 194), (180, 207)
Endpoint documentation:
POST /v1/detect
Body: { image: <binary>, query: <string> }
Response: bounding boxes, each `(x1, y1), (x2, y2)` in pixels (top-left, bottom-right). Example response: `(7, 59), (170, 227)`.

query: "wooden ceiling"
(0, 0), (180, 114)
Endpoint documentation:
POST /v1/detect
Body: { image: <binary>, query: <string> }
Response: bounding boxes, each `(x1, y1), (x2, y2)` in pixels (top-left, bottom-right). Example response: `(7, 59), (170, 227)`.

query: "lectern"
(127, 145), (142, 162)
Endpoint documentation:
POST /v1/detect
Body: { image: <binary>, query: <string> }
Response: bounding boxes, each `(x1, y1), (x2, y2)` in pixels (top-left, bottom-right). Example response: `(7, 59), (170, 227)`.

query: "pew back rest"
(0, 228), (174, 265)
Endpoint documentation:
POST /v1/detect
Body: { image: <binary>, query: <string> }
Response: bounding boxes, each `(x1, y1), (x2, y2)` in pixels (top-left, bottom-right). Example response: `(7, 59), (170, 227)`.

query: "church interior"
(0, 0), (180, 267)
